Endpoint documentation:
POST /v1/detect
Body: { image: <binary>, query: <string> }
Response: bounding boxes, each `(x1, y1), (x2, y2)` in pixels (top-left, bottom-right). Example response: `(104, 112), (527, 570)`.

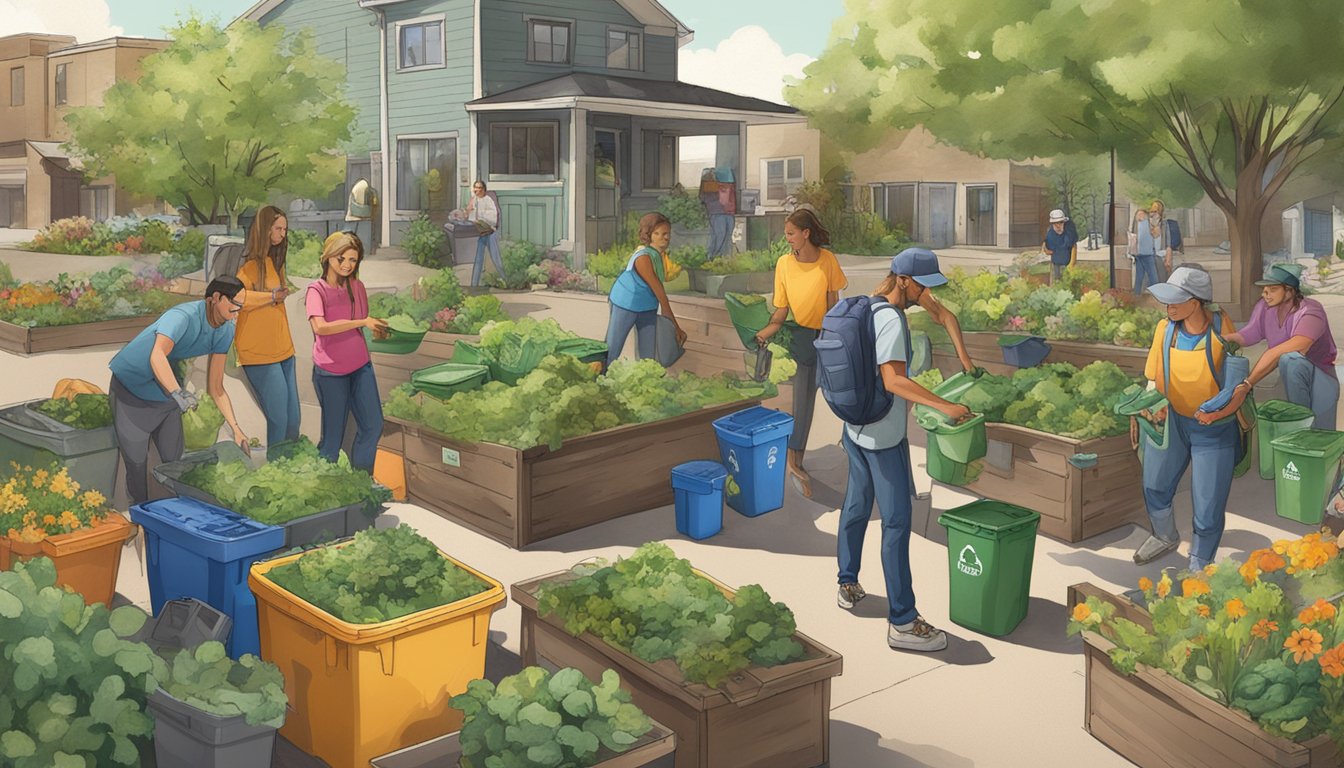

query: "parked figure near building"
(604, 212), (688, 367)
(1132, 267), (1240, 571)
(1041, 208), (1078, 284)
(1128, 208), (1162, 297)
(1149, 199), (1184, 281)
(235, 205), (301, 458)
(833, 248), (970, 652)
(1212, 264), (1338, 430)
(306, 232), (388, 473)
(465, 180), (504, 287)
(108, 277), (250, 506)
(755, 208), (849, 498)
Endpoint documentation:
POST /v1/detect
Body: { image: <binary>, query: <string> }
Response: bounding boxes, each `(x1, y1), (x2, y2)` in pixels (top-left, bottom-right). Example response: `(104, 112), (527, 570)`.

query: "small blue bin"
(712, 406), (795, 517)
(130, 497), (284, 658)
(671, 461), (728, 539)
(999, 335), (1051, 368)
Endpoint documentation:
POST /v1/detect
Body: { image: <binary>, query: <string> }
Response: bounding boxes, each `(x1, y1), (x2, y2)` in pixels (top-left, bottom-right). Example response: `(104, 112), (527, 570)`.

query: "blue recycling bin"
(712, 406), (795, 517)
(130, 497), (285, 658)
(671, 460), (728, 539)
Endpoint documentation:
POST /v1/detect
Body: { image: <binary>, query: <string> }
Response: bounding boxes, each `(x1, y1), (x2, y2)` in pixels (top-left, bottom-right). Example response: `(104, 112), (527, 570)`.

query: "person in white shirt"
(465, 180), (504, 286)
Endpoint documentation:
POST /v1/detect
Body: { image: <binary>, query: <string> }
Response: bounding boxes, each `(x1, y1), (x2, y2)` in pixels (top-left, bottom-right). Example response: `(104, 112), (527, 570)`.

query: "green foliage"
(587, 245), (632, 279)
(285, 229), (322, 279)
(179, 436), (390, 523)
(34, 395), (112, 430)
(64, 17), (355, 227)
(368, 268), (466, 325)
(536, 543), (805, 688)
(0, 265), (187, 329)
(0, 557), (164, 766)
(160, 642), (287, 727)
(451, 667), (652, 768)
(703, 239), (789, 275)
(265, 524), (489, 624)
(432, 294), (510, 334)
(156, 229), (209, 278)
(403, 213), (448, 268)
(656, 187), (709, 230)
(933, 361), (1135, 439)
(912, 368), (944, 391)
(490, 239), (548, 289)
(182, 390), (225, 452)
(0, 261), (13, 289)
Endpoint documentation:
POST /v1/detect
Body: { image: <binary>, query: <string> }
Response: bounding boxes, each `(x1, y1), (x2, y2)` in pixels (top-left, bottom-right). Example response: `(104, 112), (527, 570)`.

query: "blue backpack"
(814, 296), (908, 425)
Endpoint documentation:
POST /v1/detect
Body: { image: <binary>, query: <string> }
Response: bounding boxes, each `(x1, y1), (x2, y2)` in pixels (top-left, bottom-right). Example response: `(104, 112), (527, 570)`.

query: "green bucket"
(1257, 400), (1316, 481)
(555, 338), (609, 365)
(1271, 429), (1344, 526)
(363, 326), (427, 355)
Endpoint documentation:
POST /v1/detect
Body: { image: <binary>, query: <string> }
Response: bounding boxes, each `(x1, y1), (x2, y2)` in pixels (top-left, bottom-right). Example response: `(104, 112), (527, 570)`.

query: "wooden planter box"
(686, 270), (775, 299)
(382, 398), (759, 549)
(0, 512), (136, 606)
(513, 570), (843, 768)
(1069, 582), (1340, 768)
(951, 423), (1145, 543)
(0, 316), (162, 355)
(371, 722), (676, 768)
(932, 330), (1149, 378)
(369, 331), (479, 401)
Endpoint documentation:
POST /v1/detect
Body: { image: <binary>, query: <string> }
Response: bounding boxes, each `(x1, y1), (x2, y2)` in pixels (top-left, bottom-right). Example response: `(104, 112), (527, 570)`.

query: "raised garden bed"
(1069, 582), (1340, 768)
(513, 569), (842, 768)
(931, 330), (1148, 379)
(370, 722), (676, 768)
(381, 398), (759, 549)
(369, 331), (479, 401)
(0, 315), (166, 355)
(686, 270), (775, 299)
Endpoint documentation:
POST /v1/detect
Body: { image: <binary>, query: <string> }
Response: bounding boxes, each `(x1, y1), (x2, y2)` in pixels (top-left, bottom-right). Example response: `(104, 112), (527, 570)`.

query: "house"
(237, 0), (803, 265)
(0, 33), (171, 228)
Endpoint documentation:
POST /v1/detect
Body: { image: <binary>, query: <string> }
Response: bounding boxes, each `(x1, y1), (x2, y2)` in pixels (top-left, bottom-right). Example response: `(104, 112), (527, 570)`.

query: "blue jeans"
(311, 362), (384, 473)
(1133, 254), (1160, 297)
(241, 356), (300, 458)
(472, 232), (504, 286)
(604, 304), (656, 367)
(708, 214), (734, 258)
(1280, 352), (1340, 430)
(1142, 412), (1238, 566)
(837, 432), (917, 625)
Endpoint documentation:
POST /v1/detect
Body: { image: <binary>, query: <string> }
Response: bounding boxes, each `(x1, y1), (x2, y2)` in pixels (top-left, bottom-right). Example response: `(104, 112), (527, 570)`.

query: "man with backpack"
(815, 247), (971, 652)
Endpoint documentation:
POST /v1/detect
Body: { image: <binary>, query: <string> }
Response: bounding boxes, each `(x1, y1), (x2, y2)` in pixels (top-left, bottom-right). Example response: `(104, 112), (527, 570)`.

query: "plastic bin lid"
(411, 363), (489, 386)
(1258, 399), (1315, 423)
(1270, 429), (1344, 458)
(937, 500), (1041, 537)
(672, 460), (727, 484)
(130, 497), (284, 559)
(712, 406), (794, 441)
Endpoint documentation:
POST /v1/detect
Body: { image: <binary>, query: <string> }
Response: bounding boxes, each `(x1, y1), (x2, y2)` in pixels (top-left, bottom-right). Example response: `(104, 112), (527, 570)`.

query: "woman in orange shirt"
(235, 205), (300, 457)
(755, 208), (848, 497)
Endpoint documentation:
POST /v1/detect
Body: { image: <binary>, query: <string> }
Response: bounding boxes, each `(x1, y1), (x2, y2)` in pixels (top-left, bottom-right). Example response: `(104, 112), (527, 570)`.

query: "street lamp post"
(1108, 147), (1117, 290)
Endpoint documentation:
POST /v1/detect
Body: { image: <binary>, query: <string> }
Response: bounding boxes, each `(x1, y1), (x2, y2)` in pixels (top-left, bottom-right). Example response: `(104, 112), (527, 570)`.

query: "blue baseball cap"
(1255, 263), (1303, 291)
(890, 247), (948, 287)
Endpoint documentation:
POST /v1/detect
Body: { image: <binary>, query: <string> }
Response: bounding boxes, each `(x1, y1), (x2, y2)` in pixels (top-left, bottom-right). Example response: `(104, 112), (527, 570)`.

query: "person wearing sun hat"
(1132, 266), (1241, 571)
(1040, 209), (1078, 285)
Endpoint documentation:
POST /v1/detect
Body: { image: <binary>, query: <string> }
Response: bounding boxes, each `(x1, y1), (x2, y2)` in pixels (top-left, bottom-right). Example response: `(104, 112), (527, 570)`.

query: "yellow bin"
(248, 546), (506, 768)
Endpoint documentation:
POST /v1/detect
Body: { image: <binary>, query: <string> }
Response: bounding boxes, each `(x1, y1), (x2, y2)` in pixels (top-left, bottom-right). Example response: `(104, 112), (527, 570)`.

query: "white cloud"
(678, 26), (814, 105)
(0, 0), (124, 44)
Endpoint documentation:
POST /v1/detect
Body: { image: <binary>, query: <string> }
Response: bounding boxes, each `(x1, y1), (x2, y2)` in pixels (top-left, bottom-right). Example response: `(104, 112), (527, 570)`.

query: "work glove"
(170, 388), (199, 414)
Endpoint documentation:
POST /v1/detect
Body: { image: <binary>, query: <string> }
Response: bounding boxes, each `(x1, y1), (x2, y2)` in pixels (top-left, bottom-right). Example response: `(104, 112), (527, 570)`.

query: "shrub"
(657, 186), (709, 230)
(403, 213), (447, 268)
(0, 261), (14, 289)
(287, 229), (322, 278)
(156, 228), (208, 278)
(493, 239), (547, 289)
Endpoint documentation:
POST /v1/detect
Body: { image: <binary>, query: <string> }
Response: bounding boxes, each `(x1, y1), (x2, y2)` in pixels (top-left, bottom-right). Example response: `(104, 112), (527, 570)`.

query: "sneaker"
(888, 617), (948, 652)
(1132, 534), (1180, 565)
(837, 582), (866, 609)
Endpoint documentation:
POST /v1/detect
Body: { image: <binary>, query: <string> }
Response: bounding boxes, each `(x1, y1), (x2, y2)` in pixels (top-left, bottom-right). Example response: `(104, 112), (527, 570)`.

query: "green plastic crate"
(409, 363), (491, 400)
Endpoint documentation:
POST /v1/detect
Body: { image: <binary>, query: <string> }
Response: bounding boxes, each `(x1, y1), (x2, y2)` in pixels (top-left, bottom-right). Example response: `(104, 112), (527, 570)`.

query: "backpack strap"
(1162, 318), (1176, 395)
(870, 300), (914, 369)
(1204, 311), (1223, 387)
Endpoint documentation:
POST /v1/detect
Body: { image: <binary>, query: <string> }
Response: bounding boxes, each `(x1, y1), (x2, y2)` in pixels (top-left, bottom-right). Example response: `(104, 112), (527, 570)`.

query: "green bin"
(1257, 400), (1315, 480)
(1271, 429), (1344, 526)
(451, 340), (484, 366)
(0, 399), (119, 499)
(925, 437), (982, 486)
(914, 372), (988, 464)
(937, 500), (1041, 636)
(554, 337), (609, 365)
(363, 326), (427, 355)
(409, 362), (490, 400)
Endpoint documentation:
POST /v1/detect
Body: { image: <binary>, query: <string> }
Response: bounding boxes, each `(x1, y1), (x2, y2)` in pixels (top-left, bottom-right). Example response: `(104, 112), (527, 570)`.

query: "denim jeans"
(1050, 262), (1064, 283)
(311, 362), (384, 473)
(1280, 351), (1340, 430)
(472, 232), (504, 286)
(837, 432), (917, 626)
(1133, 254), (1160, 297)
(604, 304), (657, 367)
(708, 214), (734, 258)
(1142, 412), (1238, 565)
(241, 356), (300, 458)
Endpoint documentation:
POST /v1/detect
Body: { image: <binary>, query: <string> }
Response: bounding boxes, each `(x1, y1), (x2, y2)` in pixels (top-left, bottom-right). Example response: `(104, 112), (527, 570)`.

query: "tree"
(65, 17), (356, 229)
(1043, 154), (1105, 238)
(789, 0), (1344, 313)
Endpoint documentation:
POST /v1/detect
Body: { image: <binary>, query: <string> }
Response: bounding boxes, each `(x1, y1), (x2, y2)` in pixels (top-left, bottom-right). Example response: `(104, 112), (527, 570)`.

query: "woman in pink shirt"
(306, 231), (389, 472)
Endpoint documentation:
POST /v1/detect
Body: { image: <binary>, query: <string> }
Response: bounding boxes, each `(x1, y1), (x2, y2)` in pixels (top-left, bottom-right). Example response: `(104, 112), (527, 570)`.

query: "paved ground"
(2, 242), (1340, 767)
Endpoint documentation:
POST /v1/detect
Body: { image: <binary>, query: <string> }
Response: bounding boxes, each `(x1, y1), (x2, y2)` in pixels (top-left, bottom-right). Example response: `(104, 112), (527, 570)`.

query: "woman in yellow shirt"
(755, 208), (848, 497)
(235, 205), (300, 458)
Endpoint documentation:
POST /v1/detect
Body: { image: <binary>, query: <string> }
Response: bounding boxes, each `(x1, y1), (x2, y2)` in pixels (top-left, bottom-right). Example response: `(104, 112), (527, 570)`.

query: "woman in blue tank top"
(604, 212), (687, 367)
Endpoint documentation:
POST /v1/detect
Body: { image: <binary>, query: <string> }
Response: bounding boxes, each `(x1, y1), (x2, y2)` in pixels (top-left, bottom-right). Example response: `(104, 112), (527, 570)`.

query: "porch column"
(570, 107), (589, 271)
(736, 122), (749, 211)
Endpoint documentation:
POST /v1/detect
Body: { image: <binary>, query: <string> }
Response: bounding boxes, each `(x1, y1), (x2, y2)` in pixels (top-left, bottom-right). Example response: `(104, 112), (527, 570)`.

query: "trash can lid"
(671, 460), (728, 493)
(130, 497), (284, 559)
(1270, 429), (1344, 458)
(1258, 399), (1315, 423)
(937, 500), (1041, 537)
(411, 362), (489, 386)
(713, 406), (794, 441)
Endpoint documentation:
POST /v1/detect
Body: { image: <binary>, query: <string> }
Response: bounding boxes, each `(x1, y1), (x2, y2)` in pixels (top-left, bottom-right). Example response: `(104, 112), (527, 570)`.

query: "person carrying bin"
(1132, 267), (1241, 571)
(815, 248), (970, 653)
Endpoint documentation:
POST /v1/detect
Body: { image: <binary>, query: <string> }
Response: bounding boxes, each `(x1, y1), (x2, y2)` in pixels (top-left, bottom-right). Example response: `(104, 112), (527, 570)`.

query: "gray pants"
(110, 375), (184, 506)
(1050, 263), (1065, 283)
(789, 327), (820, 452)
(1280, 352), (1340, 431)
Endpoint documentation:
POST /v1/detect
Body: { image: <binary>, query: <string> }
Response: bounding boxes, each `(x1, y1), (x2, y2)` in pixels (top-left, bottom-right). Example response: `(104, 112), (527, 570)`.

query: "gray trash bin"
(0, 399), (118, 499)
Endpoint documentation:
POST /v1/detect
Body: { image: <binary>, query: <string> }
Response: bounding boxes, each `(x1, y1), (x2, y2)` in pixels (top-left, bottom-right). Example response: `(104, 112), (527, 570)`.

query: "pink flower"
(1007, 315), (1026, 330)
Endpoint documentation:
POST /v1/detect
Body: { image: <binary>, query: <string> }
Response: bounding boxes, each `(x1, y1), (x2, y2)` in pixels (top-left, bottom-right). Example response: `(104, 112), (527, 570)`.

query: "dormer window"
(528, 19), (571, 64)
(606, 29), (641, 70)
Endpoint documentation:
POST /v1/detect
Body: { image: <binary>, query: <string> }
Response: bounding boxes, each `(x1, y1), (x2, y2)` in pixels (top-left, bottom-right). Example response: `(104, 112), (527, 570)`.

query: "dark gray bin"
(0, 398), (118, 498)
(147, 689), (278, 768)
(135, 598), (232, 655)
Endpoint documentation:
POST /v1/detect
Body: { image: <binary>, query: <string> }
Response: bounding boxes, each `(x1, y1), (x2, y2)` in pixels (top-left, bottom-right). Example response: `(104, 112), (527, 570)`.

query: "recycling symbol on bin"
(766, 446), (779, 470)
(957, 545), (984, 577)
(727, 449), (740, 474)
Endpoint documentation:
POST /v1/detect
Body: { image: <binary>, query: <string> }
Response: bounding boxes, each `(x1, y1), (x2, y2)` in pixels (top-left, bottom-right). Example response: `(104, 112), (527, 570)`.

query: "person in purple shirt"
(1201, 263), (1338, 431)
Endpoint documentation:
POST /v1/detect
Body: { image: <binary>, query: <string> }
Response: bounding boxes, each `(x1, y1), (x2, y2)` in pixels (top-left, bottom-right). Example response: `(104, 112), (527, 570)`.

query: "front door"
(589, 129), (619, 252)
(1010, 185), (1049, 248)
(966, 185), (996, 246)
(1306, 208), (1332, 256)
(919, 183), (955, 248)
(883, 183), (916, 240)
(50, 173), (79, 222)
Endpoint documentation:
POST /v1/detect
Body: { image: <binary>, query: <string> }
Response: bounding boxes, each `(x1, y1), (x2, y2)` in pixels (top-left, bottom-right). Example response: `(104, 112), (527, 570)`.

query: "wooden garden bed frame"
(0, 315), (162, 355)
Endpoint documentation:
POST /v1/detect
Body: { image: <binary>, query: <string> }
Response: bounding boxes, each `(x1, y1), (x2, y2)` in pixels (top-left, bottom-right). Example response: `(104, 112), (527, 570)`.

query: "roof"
(468, 73), (799, 117)
(28, 141), (83, 171)
(48, 37), (171, 57)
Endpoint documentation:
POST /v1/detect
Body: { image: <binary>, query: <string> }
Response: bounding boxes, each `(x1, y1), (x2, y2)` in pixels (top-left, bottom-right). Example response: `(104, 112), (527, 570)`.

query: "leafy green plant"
(928, 361), (1136, 440)
(368, 268), (466, 325)
(0, 265), (188, 328)
(34, 394), (112, 430)
(656, 187), (709, 230)
(182, 390), (225, 452)
(433, 294), (510, 334)
(157, 228), (207, 278)
(490, 239), (547, 289)
(451, 667), (652, 768)
(702, 238), (789, 275)
(160, 641), (287, 727)
(404, 213), (448, 268)
(264, 524), (490, 624)
(286, 228), (323, 278)
(0, 261), (14, 289)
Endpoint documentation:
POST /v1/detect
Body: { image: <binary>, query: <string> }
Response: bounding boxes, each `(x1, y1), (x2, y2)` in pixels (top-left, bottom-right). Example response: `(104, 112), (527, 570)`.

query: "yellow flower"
(1138, 576), (1153, 592)
(1203, 564), (1217, 576)
(1225, 599), (1247, 620)
(80, 490), (105, 510)
(31, 469), (48, 488)
(41, 514), (56, 526)
(1156, 574), (1171, 598)
(1072, 603), (1092, 623)
(1182, 578), (1211, 598)
(1286, 628), (1324, 663)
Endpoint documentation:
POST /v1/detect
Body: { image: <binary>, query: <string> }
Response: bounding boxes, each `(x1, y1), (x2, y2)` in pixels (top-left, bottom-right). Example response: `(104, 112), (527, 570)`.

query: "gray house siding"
(476, 109), (570, 247)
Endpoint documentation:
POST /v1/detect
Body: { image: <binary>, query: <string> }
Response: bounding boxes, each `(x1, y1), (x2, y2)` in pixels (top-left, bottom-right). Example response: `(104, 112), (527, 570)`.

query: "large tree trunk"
(1225, 210), (1264, 320)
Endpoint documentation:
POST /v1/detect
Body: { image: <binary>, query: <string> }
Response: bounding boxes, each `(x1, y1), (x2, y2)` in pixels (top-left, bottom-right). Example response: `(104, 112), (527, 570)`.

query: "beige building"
(0, 33), (169, 229)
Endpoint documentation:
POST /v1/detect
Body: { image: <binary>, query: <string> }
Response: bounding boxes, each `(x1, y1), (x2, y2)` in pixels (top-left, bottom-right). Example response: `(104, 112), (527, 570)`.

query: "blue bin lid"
(713, 406), (795, 447)
(130, 497), (285, 563)
(671, 460), (728, 494)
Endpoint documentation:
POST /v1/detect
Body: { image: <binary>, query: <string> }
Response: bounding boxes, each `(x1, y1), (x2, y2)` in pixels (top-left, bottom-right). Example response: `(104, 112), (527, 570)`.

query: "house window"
(489, 123), (558, 177)
(395, 135), (457, 212)
(9, 67), (22, 107)
(55, 64), (67, 106)
(397, 18), (445, 70)
(606, 29), (641, 70)
(762, 157), (804, 202)
(80, 186), (109, 222)
(641, 131), (677, 190)
(528, 19), (571, 64)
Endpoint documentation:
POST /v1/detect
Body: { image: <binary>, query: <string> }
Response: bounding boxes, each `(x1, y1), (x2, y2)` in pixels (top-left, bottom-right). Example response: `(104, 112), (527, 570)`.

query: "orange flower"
(1251, 619), (1279, 639)
(1138, 576), (1153, 592)
(1156, 575), (1171, 598)
(1182, 578), (1211, 598)
(1225, 599), (1247, 620)
(1298, 599), (1339, 625)
(1286, 628), (1324, 663)
(1197, 605), (1210, 617)
(1321, 644), (1344, 679)
(1072, 603), (1092, 623)
(1239, 559), (1261, 586)
(1257, 551), (1287, 573)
